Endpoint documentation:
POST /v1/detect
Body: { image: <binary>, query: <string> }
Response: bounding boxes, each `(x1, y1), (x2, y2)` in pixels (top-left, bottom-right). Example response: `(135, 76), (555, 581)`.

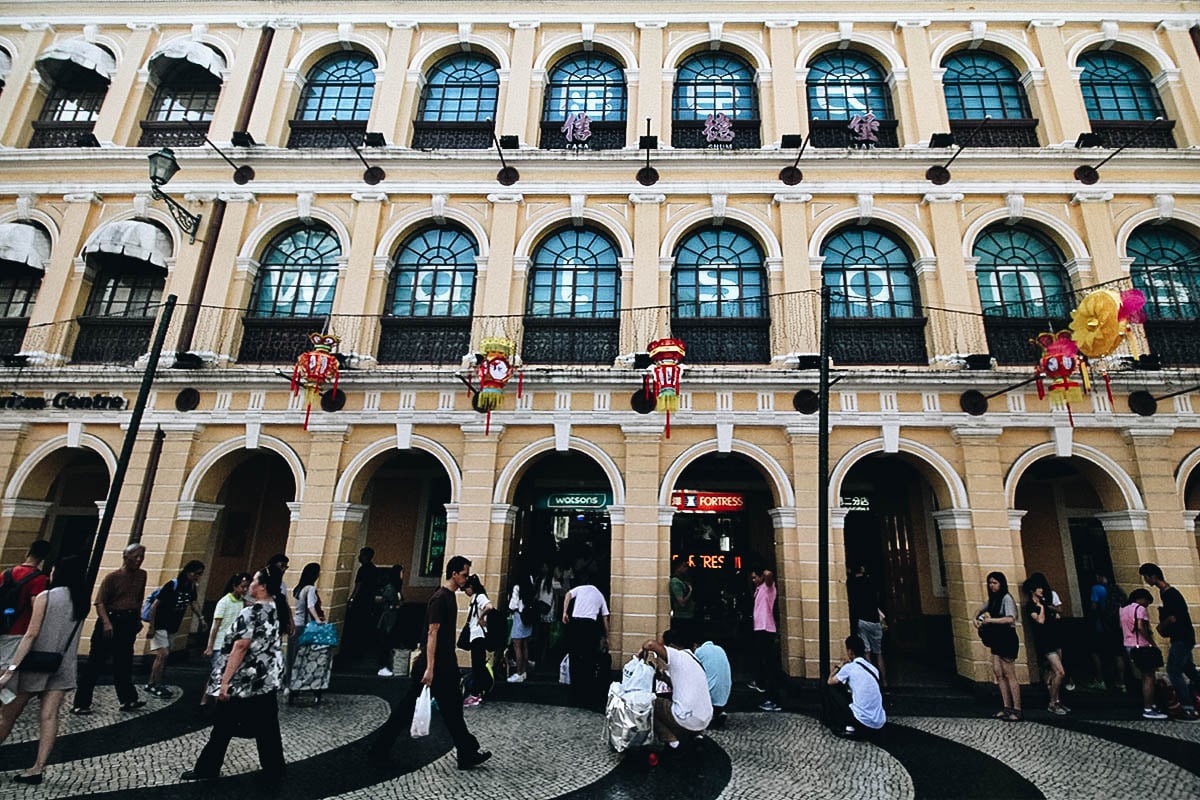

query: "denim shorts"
(857, 620), (884, 653)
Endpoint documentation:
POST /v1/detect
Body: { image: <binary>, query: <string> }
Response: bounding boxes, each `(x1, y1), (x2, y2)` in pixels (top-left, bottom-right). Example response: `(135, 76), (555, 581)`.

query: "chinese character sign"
(848, 112), (880, 144)
(703, 112), (735, 145)
(561, 113), (592, 145)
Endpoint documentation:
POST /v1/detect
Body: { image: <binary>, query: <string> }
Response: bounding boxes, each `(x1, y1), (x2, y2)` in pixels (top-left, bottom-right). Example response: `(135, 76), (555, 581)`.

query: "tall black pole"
(85, 295), (176, 595)
(817, 285), (832, 683)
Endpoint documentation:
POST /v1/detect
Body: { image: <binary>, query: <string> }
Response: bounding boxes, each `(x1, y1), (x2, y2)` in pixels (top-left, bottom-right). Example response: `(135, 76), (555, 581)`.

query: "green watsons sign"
(536, 492), (612, 510)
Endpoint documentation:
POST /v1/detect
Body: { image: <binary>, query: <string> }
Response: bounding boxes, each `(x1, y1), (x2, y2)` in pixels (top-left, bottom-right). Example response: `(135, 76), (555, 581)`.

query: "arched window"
(541, 52), (627, 150)
(1128, 225), (1200, 366)
(671, 52), (760, 149)
(0, 221), (49, 356)
(522, 226), (621, 364)
(671, 226), (769, 363)
(140, 43), (225, 147)
(942, 52), (1030, 120)
(249, 224), (341, 318)
(806, 51), (896, 148)
(821, 227), (925, 365)
(413, 54), (499, 149)
(1079, 51), (1164, 122)
(379, 225), (478, 364)
(974, 226), (1070, 318)
(30, 41), (115, 148)
(288, 52), (376, 148)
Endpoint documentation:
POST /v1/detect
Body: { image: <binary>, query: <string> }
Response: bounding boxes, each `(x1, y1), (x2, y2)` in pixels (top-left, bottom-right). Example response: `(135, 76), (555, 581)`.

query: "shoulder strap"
(855, 657), (882, 686)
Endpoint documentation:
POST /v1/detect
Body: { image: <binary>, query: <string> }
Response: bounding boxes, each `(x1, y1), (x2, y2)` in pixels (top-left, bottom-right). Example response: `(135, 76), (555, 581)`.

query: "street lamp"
(147, 147), (202, 243)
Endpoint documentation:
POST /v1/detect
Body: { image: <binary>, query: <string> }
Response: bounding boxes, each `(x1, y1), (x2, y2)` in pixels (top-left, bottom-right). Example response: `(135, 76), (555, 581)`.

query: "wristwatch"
(5, 664), (16, 672)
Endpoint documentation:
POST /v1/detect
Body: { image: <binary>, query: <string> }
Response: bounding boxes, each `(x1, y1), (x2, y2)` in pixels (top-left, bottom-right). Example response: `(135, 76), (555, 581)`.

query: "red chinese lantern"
(649, 338), (686, 438)
(1032, 330), (1082, 426)
(291, 332), (340, 430)
(475, 337), (516, 434)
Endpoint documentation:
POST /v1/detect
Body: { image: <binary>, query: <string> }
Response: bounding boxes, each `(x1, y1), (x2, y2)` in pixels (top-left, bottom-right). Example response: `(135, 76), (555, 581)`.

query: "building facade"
(1, 0), (1199, 685)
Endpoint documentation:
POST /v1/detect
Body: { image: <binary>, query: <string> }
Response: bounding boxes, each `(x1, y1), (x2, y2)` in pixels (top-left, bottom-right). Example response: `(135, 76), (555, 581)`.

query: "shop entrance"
(669, 453), (775, 672)
(36, 449), (109, 564)
(841, 455), (955, 686)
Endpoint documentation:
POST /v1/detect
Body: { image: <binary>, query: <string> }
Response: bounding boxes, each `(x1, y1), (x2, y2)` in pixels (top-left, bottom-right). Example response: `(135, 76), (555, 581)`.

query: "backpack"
(484, 604), (509, 652)
(140, 578), (177, 623)
(0, 568), (41, 634)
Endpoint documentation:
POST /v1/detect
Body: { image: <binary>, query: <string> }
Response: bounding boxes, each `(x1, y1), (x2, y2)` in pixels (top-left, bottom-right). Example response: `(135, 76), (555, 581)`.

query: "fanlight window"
(806, 51), (893, 120)
(388, 226), (478, 318)
(821, 228), (918, 318)
(942, 51), (1030, 120)
(527, 228), (620, 318)
(1078, 51), (1164, 122)
(295, 52), (376, 121)
(249, 225), (341, 318)
(672, 227), (766, 319)
(672, 52), (758, 121)
(543, 52), (627, 122)
(1128, 226), (1200, 320)
(974, 226), (1070, 318)
(419, 55), (499, 123)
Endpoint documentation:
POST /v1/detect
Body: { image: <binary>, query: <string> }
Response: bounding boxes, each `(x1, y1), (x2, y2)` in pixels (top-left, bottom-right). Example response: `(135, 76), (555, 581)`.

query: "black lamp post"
(147, 148), (202, 243)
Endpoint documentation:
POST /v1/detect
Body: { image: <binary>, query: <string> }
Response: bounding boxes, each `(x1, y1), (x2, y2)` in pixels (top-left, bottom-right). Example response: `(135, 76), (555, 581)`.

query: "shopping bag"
(411, 686), (432, 738)
(620, 656), (654, 694)
(559, 654), (571, 685)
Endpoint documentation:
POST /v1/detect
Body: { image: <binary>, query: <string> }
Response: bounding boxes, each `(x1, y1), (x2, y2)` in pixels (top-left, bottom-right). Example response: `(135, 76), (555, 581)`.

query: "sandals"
(992, 708), (1011, 719)
(1002, 709), (1024, 722)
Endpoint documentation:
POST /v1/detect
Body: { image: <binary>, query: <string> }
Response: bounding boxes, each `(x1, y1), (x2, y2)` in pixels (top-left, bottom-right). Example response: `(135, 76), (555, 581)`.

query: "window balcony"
(138, 121), (207, 148)
(29, 121), (97, 149)
(670, 318), (771, 364)
(1143, 319), (1200, 366)
(0, 318), (28, 356)
(983, 316), (1068, 366)
(828, 318), (927, 365)
(72, 316), (153, 364)
(411, 121), (492, 150)
(670, 120), (761, 150)
(238, 317), (326, 364)
(809, 119), (900, 149)
(287, 119), (367, 149)
(520, 318), (619, 365)
(949, 118), (1040, 148)
(377, 318), (471, 365)
(539, 120), (626, 150)
(1089, 119), (1176, 149)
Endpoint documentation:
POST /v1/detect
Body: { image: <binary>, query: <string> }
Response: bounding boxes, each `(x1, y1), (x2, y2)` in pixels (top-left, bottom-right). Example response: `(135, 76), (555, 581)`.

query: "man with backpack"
(0, 540), (50, 666)
(73, 543), (147, 714)
(1087, 573), (1126, 691)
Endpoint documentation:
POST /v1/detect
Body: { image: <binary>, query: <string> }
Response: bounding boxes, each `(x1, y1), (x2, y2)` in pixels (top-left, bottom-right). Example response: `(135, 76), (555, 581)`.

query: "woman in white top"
(462, 575), (493, 706)
(201, 572), (250, 707)
(288, 563), (330, 705)
(507, 571), (535, 683)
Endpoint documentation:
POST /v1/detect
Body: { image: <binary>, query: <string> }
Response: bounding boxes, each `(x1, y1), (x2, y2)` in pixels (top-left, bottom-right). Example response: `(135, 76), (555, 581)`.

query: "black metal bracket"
(184, 116), (255, 184)
(637, 118), (659, 186)
(488, 121), (519, 186)
(149, 184), (202, 243)
(1128, 384), (1200, 417)
(330, 118), (386, 185)
(779, 133), (810, 185)
(926, 116), (990, 185)
(1074, 117), (1164, 185)
(959, 374), (1040, 416)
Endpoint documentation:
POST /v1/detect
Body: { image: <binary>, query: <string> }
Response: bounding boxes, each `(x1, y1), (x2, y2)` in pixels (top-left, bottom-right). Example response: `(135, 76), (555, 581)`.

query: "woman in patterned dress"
(182, 568), (286, 783)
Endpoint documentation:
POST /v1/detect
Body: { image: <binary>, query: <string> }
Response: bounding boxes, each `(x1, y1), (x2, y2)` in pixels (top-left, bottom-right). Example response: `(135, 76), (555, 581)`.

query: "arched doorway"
(840, 454), (954, 685)
(203, 451), (295, 606)
(1014, 457), (1115, 684)
(36, 449), (110, 563)
(1183, 468), (1200, 562)
(669, 452), (775, 670)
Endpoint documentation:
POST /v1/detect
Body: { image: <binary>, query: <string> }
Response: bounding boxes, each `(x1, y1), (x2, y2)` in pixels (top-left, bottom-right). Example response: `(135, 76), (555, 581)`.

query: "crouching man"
(639, 632), (712, 751)
(824, 635), (886, 739)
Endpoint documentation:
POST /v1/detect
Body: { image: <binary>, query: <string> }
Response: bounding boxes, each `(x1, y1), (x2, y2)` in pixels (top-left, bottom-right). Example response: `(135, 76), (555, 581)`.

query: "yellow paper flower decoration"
(1070, 289), (1124, 358)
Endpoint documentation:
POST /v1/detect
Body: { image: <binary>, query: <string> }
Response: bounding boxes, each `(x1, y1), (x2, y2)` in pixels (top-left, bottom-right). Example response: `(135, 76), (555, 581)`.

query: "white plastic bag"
(559, 654), (571, 684)
(410, 686), (432, 738)
(620, 656), (654, 694)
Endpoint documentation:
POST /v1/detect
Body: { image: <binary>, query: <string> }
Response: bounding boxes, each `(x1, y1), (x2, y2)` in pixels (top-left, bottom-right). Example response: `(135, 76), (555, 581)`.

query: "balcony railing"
(287, 120), (367, 149)
(138, 121), (207, 148)
(238, 317), (327, 364)
(1143, 319), (1200, 367)
(29, 121), (97, 149)
(377, 318), (471, 364)
(0, 318), (29, 356)
(949, 118), (1040, 148)
(521, 318), (619, 365)
(539, 120), (626, 150)
(670, 120), (761, 150)
(72, 317), (154, 364)
(411, 121), (492, 150)
(670, 318), (771, 364)
(984, 316), (1069, 366)
(809, 119), (900, 149)
(1089, 119), (1176, 149)
(828, 318), (927, 365)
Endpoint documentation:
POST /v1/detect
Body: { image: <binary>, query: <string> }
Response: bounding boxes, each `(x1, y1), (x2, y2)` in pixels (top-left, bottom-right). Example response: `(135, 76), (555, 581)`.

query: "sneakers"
(758, 700), (782, 712)
(506, 672), (526, 683)
(462, 694), (482, 707)
(1142, 707), (1169, 720)
(747, 681), (766, 693)
(1048, 703), (1068, 716)
(144, 684), (173, 699)
(457, 749), (492, 770)
(120, 700), (147, 712)
(377, 667), (394, 677)
(1181, 708), (1200, 722)
(69, 706), (93, 715)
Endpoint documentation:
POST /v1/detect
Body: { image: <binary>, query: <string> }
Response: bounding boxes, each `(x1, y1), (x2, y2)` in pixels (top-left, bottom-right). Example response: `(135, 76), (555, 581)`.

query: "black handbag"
(19, 618), (84, 673)
(457, 598), (477, 651)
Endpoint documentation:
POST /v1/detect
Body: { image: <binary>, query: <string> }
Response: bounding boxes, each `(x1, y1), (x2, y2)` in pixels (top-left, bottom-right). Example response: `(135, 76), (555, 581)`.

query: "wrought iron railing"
(29, 121), (97, 149)
(828, 318), (927, 365)
(287, 120), (368, 149)
(1089, 119), (1176, 149)
(1143, 319), (1200, 367)
(669, 318), (772, 364)
(983, 316), (1069, 366)
(0, 318), (29, 356)
(72, 317), (154, 364)
(950, 118), (1040, 148)
(539, 120), (627, 150)
(377, 318), (472, 364)
(521, 318), (619, 365)
(411, 121), (493, 150)
(138, 121), (207, 148)
(808, 119), (900, 149)
(670, 120), (761, 150)
(238, 317), (327, 364)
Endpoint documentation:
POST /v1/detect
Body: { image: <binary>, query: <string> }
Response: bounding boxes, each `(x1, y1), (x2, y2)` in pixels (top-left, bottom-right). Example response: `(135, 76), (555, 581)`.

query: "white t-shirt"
(836, 657), (886, 730)
(567, 584), (609, 620)
(665, 645), (713, 731)
(468, 592), (491, 641)
(292, 585), (320, 628)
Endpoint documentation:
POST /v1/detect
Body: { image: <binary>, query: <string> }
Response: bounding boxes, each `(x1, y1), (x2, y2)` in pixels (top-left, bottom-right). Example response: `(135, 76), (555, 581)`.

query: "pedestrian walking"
(824, 635), (886, 739)
(975, 571), (1022, 721)
(73, 543), (147, 714)
(1023, 575), (1068, 715)
(461, 574), (493, 706)
(846, 563), (887, 686)
(1086, 573), (1126, 691)
(0, 540), (50, 664)
(562, 578), (610, 707)
(1139, 562), (1200, 721)
(344, 547), (379, 661)
(506, 569), (535, 683)
(289, 562), (331, 706)
(376, 564), (404, 677)
(201, 572), (250, 707)
(182, 567), (286, 784)
(144, 560), (206, 700)
(1121, 588), (1168, 719)
(369, 555), (491, 770)
(0, 555), (89, 784)
(749, 566), (782, 711)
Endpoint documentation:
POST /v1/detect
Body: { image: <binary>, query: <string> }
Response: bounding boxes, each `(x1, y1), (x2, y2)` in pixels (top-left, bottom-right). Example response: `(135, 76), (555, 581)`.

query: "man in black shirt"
(1140, 562), (1199, 721)
(370, 555), (491, 769)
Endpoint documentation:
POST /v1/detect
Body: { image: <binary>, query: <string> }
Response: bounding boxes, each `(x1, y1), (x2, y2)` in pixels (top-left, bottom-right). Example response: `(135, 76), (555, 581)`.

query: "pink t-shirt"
(753, 581), (777, 633)
(1120, 603), (1151, 648)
